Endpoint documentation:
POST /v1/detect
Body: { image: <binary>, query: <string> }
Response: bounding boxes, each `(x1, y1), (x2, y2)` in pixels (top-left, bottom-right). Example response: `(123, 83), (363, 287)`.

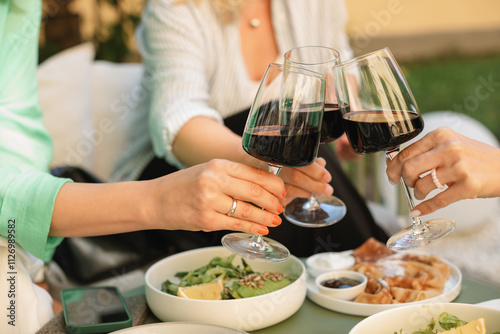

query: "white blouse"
(112, 0), (353, 181)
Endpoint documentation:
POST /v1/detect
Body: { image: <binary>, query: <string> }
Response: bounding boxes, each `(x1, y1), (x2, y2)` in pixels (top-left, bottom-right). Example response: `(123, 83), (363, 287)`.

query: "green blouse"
(0, 1), (71, 262)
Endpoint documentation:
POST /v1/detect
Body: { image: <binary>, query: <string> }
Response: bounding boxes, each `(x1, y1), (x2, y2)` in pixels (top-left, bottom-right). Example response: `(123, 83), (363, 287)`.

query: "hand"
(151, 159), (286, 235)
(386, 127), (500, 216)
(277, 157), (334, 206)
(335, 134), (360, 162)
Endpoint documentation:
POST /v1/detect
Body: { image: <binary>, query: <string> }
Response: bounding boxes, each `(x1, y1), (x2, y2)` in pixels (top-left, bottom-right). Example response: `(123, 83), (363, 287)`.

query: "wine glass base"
(284, 196), (346, 228)
(386, 218), (456, 251)
(221, 233), (290, 263)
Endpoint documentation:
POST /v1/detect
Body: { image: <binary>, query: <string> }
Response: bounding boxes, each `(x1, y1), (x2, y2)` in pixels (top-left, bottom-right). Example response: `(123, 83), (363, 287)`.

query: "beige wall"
(346, 0), (500, 37)
(344, 0), (500, 59)
(72, 0), (500, 40)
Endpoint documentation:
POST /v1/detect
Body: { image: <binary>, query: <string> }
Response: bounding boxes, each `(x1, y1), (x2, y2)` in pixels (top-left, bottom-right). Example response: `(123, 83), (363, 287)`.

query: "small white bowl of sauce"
(306, 251), (355, 278)
(315, 270), (367, 300)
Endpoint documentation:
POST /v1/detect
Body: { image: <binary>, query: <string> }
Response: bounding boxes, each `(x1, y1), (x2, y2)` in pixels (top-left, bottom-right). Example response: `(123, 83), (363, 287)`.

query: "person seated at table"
(386, 127), (500, 217)
(111, 0), (389, 257)
(0, 2), (286, 332)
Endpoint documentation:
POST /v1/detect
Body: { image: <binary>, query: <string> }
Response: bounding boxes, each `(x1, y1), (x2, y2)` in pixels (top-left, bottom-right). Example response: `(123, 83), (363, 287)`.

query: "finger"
(283, 183), (313, 201)
(413, 167), (454, 200)
(221, 160), (286, 198)
(387, 136), (439, 185)
(413, 173), (437, 200)
(204, 213), (279, 235)
(223, 197), (238, 216)
(411, 184), (463, 216)
(285, 161), (331, 184)
(280, 167), (333, 196)
(217, 198), (282, 226)
(389, 128), (459, 185)
(222, 177), (284, 214)
(316, 157), (327, 168)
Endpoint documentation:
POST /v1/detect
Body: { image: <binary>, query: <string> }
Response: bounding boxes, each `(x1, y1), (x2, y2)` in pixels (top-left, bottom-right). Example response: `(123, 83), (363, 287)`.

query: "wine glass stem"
(304, 194), (320, 210)
(386, 150), (425, 232)
(250, 235), (265, 250)
(268, 164), (282, 176)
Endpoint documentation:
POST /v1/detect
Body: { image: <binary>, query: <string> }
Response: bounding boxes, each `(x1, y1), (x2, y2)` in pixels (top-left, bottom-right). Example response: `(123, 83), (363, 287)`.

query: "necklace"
(249, 18), (261, 28)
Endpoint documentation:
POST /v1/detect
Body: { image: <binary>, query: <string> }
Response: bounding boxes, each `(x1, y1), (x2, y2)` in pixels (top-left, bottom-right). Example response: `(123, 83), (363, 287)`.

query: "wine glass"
(282, 46), (347, 228)
(333, 48), (455, 251)
(222, 63), (326, 262)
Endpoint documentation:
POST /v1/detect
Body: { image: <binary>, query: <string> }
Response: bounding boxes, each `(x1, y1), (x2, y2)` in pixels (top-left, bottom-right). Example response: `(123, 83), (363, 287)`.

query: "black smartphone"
(61, 286), (132, 334)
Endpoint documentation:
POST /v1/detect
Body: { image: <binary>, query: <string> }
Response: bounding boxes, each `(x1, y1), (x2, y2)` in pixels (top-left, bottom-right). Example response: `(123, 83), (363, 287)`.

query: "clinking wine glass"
(282, 46), (347, 227)
(334, 48), (455, 251)
(221, 63), (326, 262)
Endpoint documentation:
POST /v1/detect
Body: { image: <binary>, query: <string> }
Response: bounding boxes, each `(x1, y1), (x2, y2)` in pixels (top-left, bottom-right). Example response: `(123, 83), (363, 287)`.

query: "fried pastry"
(352, 237), (395, 263)
(350, 239), (452, 305)
(354, 278), (393, 304)
(390, 286), (442, 303)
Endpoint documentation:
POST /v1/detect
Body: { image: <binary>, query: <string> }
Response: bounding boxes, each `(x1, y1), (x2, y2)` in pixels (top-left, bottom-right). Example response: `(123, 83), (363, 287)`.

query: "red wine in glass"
(243, 125), (321, 167)
(320, 103), (345, 143)
(343, 110), (424, 154)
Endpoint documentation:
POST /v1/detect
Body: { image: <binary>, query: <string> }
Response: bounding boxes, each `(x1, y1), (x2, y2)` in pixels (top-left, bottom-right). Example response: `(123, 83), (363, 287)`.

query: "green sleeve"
(0, 166), (72, 262)
(0, 1), (74, 262)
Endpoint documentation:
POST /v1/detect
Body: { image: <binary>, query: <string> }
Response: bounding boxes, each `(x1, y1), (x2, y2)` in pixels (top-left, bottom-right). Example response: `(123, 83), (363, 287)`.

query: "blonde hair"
(175, 0), (245, 24)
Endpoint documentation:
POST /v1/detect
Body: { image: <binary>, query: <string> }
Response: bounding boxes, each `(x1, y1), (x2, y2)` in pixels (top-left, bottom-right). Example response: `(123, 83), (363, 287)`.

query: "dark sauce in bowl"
(321, 277), (361, 289)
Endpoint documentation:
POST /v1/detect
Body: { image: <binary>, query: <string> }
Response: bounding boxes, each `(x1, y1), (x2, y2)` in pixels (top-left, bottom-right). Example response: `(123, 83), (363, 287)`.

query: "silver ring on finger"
(431, 168), (445, 189)
(226, 197), (238, 216)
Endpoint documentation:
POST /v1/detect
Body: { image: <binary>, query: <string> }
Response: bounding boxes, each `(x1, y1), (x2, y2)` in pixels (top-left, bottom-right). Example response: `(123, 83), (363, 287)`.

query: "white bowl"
(306, 251), (355, 278)
(315, 270), (367, 300)
(145, 246), (306, 332)
(111, 322), (249, 333)
(349, 303), (500, 334)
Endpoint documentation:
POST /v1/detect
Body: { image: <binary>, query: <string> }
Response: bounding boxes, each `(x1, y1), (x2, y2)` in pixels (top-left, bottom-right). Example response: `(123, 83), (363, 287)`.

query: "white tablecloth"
(418, 216), (500, 289)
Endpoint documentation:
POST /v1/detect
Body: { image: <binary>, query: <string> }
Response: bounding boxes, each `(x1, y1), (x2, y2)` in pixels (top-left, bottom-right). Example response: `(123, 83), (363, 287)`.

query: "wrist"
(137, 179), (163, 230)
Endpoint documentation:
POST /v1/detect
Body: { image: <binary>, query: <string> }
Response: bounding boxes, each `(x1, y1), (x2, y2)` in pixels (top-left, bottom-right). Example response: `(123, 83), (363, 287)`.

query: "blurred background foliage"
(40, 0), (143, 63)
(402, 55), (500, 140)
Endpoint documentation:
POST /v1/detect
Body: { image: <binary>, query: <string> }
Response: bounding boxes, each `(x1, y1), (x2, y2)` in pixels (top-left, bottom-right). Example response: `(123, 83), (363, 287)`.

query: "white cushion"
(38, 43), (95, 173)
(38, 43), (145, 181)
(90, 60), (144, 181)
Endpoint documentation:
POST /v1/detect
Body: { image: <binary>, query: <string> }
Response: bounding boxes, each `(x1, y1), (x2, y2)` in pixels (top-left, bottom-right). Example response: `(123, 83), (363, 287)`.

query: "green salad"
(394, 312), (500, 334)
(161, 253), (294, 299)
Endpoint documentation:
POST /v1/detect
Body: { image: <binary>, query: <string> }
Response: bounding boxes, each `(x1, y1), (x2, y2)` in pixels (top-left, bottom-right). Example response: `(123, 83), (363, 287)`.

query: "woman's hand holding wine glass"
(334, 48), (456, 251)
(222, 63), (326, 262)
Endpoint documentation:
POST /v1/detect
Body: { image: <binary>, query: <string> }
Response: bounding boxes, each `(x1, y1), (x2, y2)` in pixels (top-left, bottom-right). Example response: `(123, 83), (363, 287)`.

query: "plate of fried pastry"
(306, 238), (462, 316)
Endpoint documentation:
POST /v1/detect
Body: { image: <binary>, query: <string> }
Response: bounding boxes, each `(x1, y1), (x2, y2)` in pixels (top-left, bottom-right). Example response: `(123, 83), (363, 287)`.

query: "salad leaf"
(438, 313), (467, 330)
(396, 313), (475, 334)
(161, 280), (179, 296)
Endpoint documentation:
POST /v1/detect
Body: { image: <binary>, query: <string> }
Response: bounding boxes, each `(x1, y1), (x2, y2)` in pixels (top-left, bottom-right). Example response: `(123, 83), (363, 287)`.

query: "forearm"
(50, 181), (156, 237)
(173, 116), (262, 168)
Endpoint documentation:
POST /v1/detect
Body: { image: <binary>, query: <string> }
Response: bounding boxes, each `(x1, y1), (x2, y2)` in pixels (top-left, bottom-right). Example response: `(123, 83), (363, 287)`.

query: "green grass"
(401, 55), (500, 140)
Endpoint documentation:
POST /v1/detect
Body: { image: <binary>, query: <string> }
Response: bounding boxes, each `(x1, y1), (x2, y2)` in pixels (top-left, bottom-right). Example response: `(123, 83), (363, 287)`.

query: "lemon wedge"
(177, 278), (224, 300)
(440, 318), (486, 334)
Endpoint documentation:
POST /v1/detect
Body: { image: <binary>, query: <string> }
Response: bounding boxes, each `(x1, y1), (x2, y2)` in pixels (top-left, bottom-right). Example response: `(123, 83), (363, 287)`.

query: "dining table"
(133, 276), (500, 334)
